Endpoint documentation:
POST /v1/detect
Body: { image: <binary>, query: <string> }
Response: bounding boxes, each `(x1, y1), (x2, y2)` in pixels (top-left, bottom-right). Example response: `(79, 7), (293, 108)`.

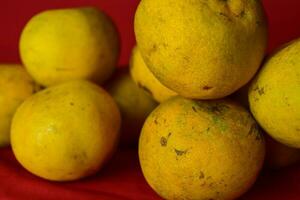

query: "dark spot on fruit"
(206, 127), (210, 132)
(209, 104), (229, 115)
(239, 11), (245, 17)
(174, 149), (188, 156)
(195, 102), (229, 117)
(72, 152), (87, 162)
(154, 119), (158, 124)
(162, 43), (168, 48)
(254, 85), (265, 96)
(219, 12), (233, 21)
(258, 87), (265, 95)
(183, 56), (190, 62)
(255, 134), (262, 141)
(248, 124), (255, 136)
(199, 171), (205, 179)
(160, 133), (172, 147)
(211, 106), (222, 114)
(70, 102), (74, 106)
(203, 86), (213, 90)
(297, 128), (300, 132)
(248, 123), (263, 141)
(148, 44), (158, 56)
(284, 97), (291, 106)
(160, 137), (168, 146)
(192, 106), (197, 112)
(137, 82), (153, 96)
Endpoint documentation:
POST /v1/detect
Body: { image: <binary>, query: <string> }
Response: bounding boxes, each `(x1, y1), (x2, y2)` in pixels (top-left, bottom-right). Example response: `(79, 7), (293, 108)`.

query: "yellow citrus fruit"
(249, 38), (300, 148)
(20, 7), (120, 87)
(135, 0), (268, 99)
(106, 69), (157, 146)
(231, 85), (300, 169)
(11, 80), (121, 181)
(139, 97), (265, 199)
(231, 86), (300, 169)
(0, 64), (38, 147)
(130, 46), (177, 102)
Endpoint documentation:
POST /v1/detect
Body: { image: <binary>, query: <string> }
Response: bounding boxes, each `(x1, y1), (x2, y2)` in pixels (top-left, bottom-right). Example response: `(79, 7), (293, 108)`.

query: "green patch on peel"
(212, 116), (228, 132)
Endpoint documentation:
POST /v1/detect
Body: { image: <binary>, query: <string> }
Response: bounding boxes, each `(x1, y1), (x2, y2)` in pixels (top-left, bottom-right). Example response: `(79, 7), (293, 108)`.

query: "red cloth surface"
(0, 0), (300, 199)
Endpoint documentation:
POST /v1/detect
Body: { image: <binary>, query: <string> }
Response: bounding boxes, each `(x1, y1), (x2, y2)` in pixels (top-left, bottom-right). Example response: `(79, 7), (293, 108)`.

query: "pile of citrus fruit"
(0, 1), (299, 199)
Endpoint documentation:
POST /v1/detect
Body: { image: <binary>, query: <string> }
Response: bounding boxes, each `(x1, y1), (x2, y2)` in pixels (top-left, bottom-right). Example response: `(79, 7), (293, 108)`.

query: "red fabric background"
(1, 0), (300, 199)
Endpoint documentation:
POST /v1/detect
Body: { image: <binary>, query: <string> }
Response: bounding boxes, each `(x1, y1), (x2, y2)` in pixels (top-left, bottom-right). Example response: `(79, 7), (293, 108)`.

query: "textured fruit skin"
(135, 0), (268, 99)
(106, 69), (157, 146)
(249, 38), (300, 148)
(130, 46), (177, 102)
(139, 97), (265, 200)
(0, 64), (38, 147)
(11, 80), (121, 181)
(232, 84), (300, 169)
(20, 7), (120, 87)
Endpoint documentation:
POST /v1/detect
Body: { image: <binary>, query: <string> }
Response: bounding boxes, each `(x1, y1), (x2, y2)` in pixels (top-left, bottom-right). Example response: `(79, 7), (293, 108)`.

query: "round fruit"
(231, 87), (300, 169)
(130, 46), (177, 102)
(11, 80), (121, 181)
(106, 69), (157, 146)
(20, 7), (120, 87)
(135, 0), (268, 99)
(231, 86), (300, 169)
(139, 97), (265, 200)
(249, 38), (300, 148)
(0, 64), (38, 147)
